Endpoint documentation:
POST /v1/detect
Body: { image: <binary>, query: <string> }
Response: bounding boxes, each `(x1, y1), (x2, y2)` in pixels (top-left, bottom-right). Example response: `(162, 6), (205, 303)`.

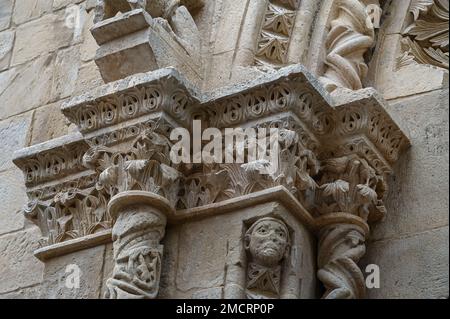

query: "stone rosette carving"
(398, 0), (449, 69)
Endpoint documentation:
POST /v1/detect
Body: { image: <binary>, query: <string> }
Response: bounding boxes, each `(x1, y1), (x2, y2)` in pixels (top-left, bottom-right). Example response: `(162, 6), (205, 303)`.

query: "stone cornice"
(12, 65), (410, 266)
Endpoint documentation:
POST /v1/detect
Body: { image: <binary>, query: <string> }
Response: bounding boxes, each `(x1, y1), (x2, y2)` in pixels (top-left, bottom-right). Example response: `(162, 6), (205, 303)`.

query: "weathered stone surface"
(0, 114), (32, 171)
(12, 13), (74, 66)
(362, 226), (449, 299)
(0, 55), (55, 119)
(51, 46), (81, 101)
(74, 61), (104, 95)
(40, 245), (105, 299)
(0, 0), (448, 301)
(29, 102), (70, 145)
(0, 0), (13, 31)
(372, 89), (449, 240)
(0, 30), (14, 71)
(53, 0), (84, 11)
(0, 227), (44, 294)
(0, 284), (42, 299)
(0, 168), (27, 235)
(100, 243), (114, 298)
(12, 0), (53, 25)
(80, 10), (99, 62)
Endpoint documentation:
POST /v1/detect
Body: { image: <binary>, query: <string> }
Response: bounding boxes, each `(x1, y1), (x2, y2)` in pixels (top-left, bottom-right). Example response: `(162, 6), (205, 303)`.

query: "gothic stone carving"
(105, 192), (168, 299)
(315, 154), (386, 298)
(245, 217), (291, 299)
(254, 0), (300, 68)
(398, 0), (449, 69)
(83, 121), (181, 299)
(13, 66), (410, 299)
(320, 0), (382, 92)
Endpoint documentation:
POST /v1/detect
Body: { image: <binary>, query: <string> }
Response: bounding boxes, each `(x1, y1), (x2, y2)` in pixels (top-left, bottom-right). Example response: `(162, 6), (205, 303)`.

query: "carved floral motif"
(399, 0), (449, 69)
(254, 1), (299, 68)
(22, 188), (111, 246)
(314, 154), (386, 299)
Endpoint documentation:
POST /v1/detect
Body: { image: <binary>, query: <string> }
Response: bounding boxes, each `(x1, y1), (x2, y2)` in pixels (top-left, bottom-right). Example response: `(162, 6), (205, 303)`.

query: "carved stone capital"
(105, 191), (172, 299)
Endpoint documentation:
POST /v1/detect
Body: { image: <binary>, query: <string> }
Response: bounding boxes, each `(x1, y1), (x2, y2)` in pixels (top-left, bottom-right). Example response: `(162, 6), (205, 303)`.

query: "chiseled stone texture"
(12, 0), (53, 26)
(40, 245), (106, 299)
(0, 114), (32, 171)
(12, 12), (74, 67)
(362, 226), (449, 299)
(0, 227), (44, 294)
(159, 202), (317, 299)
(0, 168), (27, 235)
(0, 284), (42, 299)
(0, 0), (13, 31)
(51, 46), (81, 101)
(29, 101), (71, 145)
(372, 88), (449, 241)
(0, 30), (14, 71)
(0, 55), (56, 120)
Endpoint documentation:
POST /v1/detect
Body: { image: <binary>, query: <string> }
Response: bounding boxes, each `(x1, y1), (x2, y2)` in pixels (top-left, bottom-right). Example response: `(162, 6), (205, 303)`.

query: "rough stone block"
(0, 114), (32, 171)
(0, 227), (44, 294)
(0, 30), (14, 71)
(362, 226), (449, 299)
(0, 168), (27, 235)
(372, 89), (449, 240)
(0, 55), (55, 120)
(29, 102), (70, 145)
(74, 61), (104, 95)
(40, 245), (106, 299)
(12, 0), (53, 26)
(51, 46), (81, 100)
(12, 12), (74, 66)
(53, 0), (84, 11)
(0, 0), (13, 31)
(213, 0), (248, 54)
(0, 284), (41, 299)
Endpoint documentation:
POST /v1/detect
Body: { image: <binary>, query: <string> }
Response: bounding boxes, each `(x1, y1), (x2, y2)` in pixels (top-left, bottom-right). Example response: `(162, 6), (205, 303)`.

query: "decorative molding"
(254, 0), (300, 68)
(320, 0), (382, 92)
(13, 66), (410, 299)
(399, 0), (449, 69)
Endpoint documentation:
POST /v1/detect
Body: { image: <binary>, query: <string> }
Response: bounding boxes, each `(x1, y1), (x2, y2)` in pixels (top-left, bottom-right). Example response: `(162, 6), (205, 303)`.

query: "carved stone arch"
(366, 0), (449, 99)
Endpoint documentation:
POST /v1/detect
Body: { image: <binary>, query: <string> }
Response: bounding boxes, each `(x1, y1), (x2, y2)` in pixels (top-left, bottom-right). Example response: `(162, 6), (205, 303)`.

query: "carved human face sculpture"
(246, 218), (289, 268)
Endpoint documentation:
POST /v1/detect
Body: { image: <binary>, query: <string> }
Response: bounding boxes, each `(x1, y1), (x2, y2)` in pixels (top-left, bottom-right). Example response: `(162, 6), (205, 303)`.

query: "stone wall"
(0, 0), (102, 298)
(0, 0), (448, 299)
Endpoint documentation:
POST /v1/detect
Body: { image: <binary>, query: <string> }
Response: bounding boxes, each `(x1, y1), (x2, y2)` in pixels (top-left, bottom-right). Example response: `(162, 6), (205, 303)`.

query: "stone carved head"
(245, 217), (290, 268)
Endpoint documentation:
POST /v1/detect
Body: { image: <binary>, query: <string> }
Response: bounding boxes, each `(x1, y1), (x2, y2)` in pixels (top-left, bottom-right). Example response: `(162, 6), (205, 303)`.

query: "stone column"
(315, 154), (387, 299)
(105, 191), (171, 299)
(83, 125), (181, 299)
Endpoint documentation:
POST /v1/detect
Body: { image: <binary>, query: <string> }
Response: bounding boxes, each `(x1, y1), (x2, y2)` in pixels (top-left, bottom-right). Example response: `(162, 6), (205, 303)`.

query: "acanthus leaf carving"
(399, 0), (449, 69)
